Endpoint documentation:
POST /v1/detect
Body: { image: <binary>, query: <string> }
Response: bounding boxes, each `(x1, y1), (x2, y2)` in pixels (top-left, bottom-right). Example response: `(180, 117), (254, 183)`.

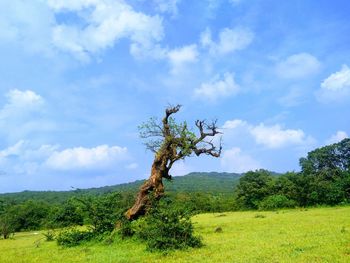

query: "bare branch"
(162, 104), (181, 136)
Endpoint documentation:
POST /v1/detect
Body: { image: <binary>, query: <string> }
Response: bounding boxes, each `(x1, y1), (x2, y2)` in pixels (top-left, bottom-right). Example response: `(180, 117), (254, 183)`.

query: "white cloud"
(194, 72), (239, 101)
(3, 89), (43, 110)
(50, 1), (164, 61)
(46, 145), (128, 170)
(200, 27), (253, 55)
(325, 131), (348, 145)
(221, 147), (260, 173)
(250, 124), (306, 148)
(0, 141), (129, 175)
(276, 53), (321, 79)
(0, 141), (58, 175)
(0, 1), (164, 61)
(167, 44), (198, 74)
(222, 119), (311, 149)
(222, 119), (247, 129)
(0, 90), (56, 142)
(321, 65), (350, 91)
(317, 65), (350, 102)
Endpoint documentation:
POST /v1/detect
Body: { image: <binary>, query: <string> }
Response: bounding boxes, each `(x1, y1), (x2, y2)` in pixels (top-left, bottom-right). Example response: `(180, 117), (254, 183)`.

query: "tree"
(234, 169), (273, 209)
(0, 213), (16, 239)
(125, 105), (222, 220)
(299, 138), (350, 174)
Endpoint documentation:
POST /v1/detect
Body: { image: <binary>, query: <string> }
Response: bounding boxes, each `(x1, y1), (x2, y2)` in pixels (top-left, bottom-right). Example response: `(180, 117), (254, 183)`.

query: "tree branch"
(162, 105), (181, 136)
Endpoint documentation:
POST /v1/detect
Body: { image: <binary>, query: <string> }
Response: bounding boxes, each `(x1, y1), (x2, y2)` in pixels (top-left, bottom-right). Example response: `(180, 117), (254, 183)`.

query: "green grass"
(1, 206), (350, 262)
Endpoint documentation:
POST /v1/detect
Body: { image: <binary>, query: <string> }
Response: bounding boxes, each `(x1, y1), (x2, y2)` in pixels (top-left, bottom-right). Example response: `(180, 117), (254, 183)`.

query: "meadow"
(1, 206), (349, 263)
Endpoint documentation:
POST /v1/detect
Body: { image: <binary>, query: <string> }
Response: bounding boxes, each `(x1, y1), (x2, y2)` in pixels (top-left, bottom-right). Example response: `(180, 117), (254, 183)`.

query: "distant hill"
(0, 172), (243, 203)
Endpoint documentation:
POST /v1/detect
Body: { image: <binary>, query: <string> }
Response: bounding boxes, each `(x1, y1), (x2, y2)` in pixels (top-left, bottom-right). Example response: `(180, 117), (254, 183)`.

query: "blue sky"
(0, 0), (349, 193)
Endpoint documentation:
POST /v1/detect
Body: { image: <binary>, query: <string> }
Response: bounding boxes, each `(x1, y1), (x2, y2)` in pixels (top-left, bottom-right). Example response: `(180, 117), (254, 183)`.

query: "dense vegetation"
(235, 138), (350, 210)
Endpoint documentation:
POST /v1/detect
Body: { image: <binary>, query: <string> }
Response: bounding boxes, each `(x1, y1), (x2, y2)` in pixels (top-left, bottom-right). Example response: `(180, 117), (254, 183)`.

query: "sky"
(0, 0), (349, 193)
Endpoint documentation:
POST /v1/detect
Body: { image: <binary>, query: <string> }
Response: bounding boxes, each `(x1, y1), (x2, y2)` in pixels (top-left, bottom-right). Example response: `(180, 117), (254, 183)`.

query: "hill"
(0, 172), (243, 203)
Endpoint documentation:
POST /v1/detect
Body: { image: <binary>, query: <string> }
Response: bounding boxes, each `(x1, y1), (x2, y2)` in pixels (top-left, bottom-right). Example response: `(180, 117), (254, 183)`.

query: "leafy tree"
(78, 192), (127, 234)
(300, 138), (350, 174)
(234, 170), (273, 209)
(11, 200), (50, 231)
(48, 199), (84, 228)
(0, 212), (16, 239)
(126, 105), (222, 220)
(258, 195), (296, 210)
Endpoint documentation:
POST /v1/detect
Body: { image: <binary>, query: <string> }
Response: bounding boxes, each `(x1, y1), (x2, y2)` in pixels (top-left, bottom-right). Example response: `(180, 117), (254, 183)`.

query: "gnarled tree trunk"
(125, 156), (166, 220)
(124, 105), (221, 221)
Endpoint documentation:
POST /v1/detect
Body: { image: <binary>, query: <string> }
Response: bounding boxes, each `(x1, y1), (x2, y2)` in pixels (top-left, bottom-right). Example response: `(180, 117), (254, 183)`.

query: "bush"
(77, 193), (123, 235)
(258, 195), (296, 210)
(116, 215), (134, 239)
(56, 228), (94, 247)
(137, 199), (202, 251)
(43, 230), (55, 241)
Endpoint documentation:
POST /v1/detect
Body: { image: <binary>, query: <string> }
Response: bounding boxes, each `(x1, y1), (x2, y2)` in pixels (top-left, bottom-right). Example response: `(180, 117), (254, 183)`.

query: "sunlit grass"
(1, 206), (349, 262)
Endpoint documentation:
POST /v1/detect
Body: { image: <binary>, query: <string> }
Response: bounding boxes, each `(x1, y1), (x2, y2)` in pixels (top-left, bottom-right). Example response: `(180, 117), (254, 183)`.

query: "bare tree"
(125, 105), (222, 220)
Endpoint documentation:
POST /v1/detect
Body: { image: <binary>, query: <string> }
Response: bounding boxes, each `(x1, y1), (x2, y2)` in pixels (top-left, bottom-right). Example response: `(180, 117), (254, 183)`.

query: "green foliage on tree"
(258, 195), (296, 210)
(300, 138), (350, 174)
(234, 138), (350, 209)
(234, 170), (274, 209)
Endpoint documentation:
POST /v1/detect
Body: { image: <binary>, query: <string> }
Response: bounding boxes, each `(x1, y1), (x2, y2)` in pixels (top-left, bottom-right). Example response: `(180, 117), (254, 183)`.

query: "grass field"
(1, 206), (349, 263)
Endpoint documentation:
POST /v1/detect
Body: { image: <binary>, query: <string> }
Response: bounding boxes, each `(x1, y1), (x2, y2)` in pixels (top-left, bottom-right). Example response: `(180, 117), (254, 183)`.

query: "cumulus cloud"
(0, 141), (129, 177)
(325, 131), (348, 145)
(0, 89), (53, 141)
(49, 0), (164, 61)
(222, 119), (248, 129)
(194, 72), (239, 101)
(222, 119), (311, 149)
(0, 89), (44, 117)
(276, 53), (321, 79)
(167, 44), (198, 74)
(46, 145), (128, 170)
(317, 65), (350, 102)
(200, 27), (253, 55)
(0, 1), (165, 61)
(221, 147), (260, 173)
(250, 124), (306, 148)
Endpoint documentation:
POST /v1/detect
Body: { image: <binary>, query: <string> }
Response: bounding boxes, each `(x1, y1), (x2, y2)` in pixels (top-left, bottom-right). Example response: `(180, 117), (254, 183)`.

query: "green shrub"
(259, 195), (296, 210)
(137, 199), (202, 251)
(116, 215), (134, 239)
(43, 229), (55, 241)
(56, 228), (94, 247)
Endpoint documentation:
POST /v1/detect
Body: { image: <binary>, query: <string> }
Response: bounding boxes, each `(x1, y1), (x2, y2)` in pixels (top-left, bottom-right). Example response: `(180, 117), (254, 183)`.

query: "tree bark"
(125, 155), (166, 220)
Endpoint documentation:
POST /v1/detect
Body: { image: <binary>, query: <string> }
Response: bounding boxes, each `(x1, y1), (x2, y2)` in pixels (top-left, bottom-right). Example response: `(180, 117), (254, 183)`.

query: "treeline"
(0, 191), (234, 239)
(235, 138), (350, 210)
